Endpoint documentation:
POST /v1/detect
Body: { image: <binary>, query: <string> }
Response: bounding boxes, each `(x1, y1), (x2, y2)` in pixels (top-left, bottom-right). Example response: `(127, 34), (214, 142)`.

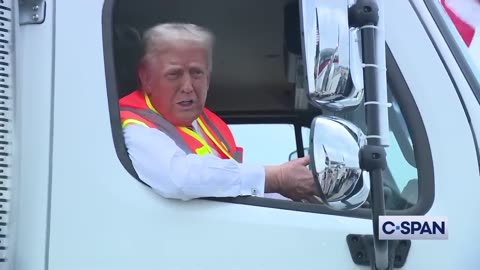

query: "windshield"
(428, 0), (480, 102)
(438, 0), (480, 67)
(229, 81), (419, 210)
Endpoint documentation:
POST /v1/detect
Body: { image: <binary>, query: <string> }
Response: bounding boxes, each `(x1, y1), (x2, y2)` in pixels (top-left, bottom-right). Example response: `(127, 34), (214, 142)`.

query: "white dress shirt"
(123, 123), (266, 201)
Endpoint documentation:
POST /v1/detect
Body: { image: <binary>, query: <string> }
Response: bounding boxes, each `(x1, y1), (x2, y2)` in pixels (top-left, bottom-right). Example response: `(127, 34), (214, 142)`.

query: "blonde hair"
(141, 23), (214, 71)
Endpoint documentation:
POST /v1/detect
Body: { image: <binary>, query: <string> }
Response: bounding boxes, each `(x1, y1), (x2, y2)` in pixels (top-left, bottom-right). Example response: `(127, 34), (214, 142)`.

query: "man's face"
(140, 42), (210, 126)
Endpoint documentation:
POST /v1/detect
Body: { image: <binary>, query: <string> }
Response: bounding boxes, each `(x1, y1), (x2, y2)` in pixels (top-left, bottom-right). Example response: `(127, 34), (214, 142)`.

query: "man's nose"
(180, 75), (194, 93)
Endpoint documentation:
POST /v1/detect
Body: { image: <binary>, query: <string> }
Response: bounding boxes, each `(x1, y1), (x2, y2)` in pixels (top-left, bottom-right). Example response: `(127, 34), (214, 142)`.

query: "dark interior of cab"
(106, 0), (420, 214)
(111, 0), (315, 119)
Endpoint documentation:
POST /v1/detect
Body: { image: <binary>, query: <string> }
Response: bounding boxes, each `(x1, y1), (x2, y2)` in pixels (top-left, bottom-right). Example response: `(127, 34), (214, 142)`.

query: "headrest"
(113, 25), (144, 98)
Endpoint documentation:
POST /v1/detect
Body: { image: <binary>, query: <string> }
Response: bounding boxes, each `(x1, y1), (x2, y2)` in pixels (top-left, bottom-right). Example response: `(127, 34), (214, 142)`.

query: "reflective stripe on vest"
(196, 117), (234, 160)
(119, 90), (242, 162)
(198, 113), (232, 153)
(143, 94), (217, 156)
(120, 107), (213, 156)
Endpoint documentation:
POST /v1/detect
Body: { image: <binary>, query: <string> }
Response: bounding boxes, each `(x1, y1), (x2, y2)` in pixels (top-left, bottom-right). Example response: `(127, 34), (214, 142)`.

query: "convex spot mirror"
(308, 116), (370, 210)
(300, 0), (364, 112)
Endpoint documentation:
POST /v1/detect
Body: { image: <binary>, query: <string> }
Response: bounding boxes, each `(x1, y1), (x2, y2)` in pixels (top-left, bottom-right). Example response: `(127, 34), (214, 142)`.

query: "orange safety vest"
(119, 90), (243, 163)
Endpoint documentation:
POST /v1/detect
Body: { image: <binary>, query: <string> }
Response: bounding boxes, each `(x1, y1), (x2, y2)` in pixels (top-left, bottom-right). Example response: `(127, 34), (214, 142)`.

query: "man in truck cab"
(119, 23), (317, 201)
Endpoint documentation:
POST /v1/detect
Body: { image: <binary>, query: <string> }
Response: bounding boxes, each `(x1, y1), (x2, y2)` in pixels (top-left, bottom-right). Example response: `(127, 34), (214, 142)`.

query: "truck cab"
(7, 0), (480, 269)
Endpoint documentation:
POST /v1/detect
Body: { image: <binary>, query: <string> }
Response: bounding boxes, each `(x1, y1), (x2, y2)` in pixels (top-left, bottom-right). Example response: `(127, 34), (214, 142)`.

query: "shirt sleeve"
(123, 124), (266, 201)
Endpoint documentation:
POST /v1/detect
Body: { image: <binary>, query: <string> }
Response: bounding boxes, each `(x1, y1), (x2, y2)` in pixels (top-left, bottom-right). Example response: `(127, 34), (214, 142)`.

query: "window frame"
(422, 0), (480, 172)
(423, 0), (480, 104)
(220, 111), (314, 159)
(102, 0), (435, 219)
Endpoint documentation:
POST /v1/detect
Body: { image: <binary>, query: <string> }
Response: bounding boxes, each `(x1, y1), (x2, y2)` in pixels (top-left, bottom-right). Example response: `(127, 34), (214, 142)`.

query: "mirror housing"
(308, 116), (370, 210)
(300, 0), (364, 112)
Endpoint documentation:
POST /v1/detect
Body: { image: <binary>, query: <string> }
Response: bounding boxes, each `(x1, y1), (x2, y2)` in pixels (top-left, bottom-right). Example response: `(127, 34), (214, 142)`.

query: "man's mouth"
(177, 100), (194, 107)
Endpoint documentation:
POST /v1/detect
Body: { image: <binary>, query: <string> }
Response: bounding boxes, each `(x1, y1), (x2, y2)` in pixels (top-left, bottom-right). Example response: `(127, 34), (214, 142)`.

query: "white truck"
(4, 0), (480, 269)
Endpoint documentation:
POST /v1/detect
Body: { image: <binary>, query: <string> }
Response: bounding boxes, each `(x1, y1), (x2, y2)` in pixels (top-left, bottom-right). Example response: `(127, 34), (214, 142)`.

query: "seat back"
(113, 25), (144, 98)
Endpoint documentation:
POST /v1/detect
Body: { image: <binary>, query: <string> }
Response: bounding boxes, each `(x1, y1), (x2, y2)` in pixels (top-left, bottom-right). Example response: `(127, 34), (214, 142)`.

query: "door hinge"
(19, 0), (45, 25)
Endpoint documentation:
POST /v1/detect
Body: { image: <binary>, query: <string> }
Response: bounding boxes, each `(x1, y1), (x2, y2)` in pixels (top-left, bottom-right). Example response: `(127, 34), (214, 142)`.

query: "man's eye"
(192, 70), (205, 77)
(166, 72), (179, 79)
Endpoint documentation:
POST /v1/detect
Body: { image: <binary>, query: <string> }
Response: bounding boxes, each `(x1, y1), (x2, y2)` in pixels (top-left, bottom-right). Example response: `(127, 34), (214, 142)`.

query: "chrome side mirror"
(300, 0), (364, 112)
(309, 116), (370, 210)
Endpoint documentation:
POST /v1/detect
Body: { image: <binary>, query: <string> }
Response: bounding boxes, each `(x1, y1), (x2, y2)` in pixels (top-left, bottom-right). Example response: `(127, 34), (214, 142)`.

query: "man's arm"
(123, 124), (266, 200)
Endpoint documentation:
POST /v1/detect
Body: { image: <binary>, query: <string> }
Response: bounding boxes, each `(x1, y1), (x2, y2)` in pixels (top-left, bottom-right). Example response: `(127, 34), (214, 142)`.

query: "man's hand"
(265, 156), (317, 201)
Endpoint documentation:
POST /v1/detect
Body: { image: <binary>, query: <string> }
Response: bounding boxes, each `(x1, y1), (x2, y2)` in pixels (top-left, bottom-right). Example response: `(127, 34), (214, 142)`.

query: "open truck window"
(103, 0), (434, 218)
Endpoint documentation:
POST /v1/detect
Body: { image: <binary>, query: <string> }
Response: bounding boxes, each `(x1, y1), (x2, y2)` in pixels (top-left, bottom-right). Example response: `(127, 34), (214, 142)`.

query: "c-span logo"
(379, 216), (448, 240)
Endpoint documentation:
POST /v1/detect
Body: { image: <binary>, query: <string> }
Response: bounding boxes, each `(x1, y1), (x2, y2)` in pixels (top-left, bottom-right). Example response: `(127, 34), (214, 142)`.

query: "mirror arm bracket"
(349, 1), (391, 270)
(348, 0), (379, 28)
(359, 145), (387, 172)
(346, 234), (411, 269)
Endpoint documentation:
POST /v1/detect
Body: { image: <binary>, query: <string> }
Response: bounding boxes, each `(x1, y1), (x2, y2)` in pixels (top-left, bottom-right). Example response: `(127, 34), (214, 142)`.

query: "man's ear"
(138, 63), (151, 95)
(206, 68), (212, 86)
